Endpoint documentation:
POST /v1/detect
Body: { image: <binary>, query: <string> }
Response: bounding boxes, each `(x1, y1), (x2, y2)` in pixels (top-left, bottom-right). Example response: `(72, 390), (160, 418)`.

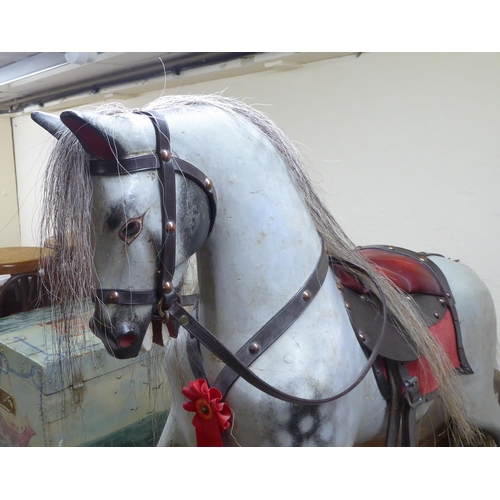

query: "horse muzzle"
(89, 314), (146, 359)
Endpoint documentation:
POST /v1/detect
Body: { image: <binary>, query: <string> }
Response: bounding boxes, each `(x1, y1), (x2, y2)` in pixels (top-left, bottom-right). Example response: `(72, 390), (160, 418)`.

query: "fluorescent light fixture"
(0, 53), (68, 86)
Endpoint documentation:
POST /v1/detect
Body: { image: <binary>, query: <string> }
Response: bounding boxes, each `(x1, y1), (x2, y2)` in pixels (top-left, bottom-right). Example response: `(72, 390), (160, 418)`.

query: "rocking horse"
(32, 95), (500, 446)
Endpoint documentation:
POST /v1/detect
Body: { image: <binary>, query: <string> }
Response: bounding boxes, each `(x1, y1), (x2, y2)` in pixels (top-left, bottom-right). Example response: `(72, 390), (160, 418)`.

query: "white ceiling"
(0, 52), (356, 114)
(0, 52), (257, 113)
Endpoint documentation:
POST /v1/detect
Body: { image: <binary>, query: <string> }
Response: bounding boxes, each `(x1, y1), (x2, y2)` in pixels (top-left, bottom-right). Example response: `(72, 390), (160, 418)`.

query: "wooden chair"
(0, 272), (46, 317)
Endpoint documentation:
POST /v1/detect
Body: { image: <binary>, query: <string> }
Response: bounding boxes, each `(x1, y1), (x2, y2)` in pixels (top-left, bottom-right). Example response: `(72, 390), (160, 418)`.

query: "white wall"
(0, 116), (20, 246)
(11, 52), (500, 364)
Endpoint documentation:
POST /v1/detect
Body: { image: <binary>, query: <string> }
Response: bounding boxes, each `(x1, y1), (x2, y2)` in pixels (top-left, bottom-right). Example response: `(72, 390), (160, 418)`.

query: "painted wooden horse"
(32, 95), (500, 446)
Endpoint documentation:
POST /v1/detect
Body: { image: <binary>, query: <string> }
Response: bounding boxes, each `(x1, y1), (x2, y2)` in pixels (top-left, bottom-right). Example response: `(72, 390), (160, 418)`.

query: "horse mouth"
(89, 316), (142, 359)
(119, 333), (138, 349)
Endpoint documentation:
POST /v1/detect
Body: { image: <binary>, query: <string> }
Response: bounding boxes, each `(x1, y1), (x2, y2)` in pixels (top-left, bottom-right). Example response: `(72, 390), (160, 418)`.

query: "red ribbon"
(182, 379), (231, 447)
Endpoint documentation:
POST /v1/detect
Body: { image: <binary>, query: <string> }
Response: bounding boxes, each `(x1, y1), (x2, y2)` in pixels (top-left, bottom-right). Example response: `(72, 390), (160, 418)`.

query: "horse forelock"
(40, 94), (479, 444)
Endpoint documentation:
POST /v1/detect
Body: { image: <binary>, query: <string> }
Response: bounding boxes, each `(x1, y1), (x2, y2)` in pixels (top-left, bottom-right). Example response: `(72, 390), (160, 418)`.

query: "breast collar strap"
(179, 245), (389, 406)
(90, 110), (217, 310)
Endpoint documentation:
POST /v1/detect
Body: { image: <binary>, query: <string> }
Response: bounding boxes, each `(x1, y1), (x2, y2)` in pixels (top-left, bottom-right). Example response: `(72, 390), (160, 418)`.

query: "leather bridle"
(91, 110), (217, 313)
(90, 110), (389, 409)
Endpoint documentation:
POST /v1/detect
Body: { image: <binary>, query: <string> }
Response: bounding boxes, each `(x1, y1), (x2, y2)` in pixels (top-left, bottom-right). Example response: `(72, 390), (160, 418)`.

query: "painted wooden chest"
(0, 306), (170, 446)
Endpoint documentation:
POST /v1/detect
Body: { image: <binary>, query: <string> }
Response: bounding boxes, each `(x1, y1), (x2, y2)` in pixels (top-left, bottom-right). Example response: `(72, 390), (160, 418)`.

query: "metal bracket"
(403, 376), (422, 408)
(0, 387), (16, 414)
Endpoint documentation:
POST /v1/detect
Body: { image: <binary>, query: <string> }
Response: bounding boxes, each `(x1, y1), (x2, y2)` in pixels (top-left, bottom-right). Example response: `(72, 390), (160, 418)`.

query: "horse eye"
(119, 215), (144, 244)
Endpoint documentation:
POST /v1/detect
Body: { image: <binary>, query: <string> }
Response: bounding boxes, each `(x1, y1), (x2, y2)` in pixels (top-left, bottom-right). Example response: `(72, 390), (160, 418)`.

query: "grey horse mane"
(40, 93), (479, 444)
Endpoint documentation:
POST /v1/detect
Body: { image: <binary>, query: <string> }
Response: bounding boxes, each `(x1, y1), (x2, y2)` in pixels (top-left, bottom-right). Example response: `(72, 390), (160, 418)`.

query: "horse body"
(152, 106), (384, 446)
(33, 95), (500, 446)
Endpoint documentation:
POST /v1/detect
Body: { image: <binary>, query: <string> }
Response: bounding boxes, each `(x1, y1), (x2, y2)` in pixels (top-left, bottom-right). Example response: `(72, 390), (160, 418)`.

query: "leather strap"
(213, 248), (329, 397)
(89, 154), (159, 175)
(94, 289), (157, 305)
(141, 111), (177, 302)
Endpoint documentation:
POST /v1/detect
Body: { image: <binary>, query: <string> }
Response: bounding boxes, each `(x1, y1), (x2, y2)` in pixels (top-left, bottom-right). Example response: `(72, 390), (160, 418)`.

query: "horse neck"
(192, 130), (323, 352)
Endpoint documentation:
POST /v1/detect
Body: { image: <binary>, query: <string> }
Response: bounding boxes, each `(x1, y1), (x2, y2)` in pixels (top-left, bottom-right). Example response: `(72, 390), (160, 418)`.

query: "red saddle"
(335, 246), (465, 397)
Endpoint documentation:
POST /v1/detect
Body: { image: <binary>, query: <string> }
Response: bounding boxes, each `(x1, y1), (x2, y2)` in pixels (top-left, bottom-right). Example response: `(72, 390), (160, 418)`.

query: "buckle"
(403, 376), (422, 408)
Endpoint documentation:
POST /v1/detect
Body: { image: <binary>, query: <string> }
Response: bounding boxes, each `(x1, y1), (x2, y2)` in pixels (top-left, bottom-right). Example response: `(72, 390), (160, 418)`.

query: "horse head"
(33, 109), (216, 359)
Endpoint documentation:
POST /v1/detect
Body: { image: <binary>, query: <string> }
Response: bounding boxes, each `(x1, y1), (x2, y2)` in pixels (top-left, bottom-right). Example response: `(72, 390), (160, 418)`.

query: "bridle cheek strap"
(136, 110), (178, 306)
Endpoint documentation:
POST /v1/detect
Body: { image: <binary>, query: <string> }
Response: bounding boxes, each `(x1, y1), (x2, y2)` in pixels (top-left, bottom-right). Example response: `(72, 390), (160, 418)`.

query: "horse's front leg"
(157, 406), (189, 446)
(157, 334), (198, 447)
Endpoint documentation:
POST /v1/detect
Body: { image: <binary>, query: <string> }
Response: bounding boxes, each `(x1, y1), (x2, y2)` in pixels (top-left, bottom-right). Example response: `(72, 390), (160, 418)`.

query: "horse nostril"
(119, 333), (137, 349)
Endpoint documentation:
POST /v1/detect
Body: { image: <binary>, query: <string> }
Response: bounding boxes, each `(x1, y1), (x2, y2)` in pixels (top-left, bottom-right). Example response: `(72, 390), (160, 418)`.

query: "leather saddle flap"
(332, 246), (451, 363)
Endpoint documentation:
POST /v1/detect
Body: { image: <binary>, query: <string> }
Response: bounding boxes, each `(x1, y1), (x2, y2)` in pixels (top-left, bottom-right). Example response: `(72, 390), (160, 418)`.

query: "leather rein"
(90, 111), (389, 407)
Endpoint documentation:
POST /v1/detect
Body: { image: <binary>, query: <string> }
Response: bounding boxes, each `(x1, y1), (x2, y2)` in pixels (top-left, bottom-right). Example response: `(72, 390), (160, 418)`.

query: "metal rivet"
(302, 290), (312, 302)
(160, 149), (172, 162)
(108, 291), (120, 303)
(358, 332), (366, 341)
(439, 297), (446, 305)
(388, 246), (394, 250)
(345, 301), (351, 310)
(166, 221), (176, 234)
(434, 312), (440, 319)
(249, 342), (260, 354)
(360, 294), (367, 301)
(205, 178), (213, 190)
(446, 292), (452, 298)
(336, 282), (343, 290)
(163, 281), (174, 294)
(179, 315), (188, 326)
(419, 256), (427, 262)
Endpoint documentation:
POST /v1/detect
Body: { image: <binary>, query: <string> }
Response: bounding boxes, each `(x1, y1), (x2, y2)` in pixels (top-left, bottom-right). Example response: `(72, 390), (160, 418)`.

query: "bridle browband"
(90, 110), (389, 409)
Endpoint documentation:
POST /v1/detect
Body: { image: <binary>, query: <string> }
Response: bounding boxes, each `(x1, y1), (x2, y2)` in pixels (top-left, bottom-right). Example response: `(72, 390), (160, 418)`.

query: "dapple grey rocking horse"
(33, 94), (500, 446)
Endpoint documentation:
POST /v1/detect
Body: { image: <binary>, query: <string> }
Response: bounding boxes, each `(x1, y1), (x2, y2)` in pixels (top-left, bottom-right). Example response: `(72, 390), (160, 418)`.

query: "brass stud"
(163, 281), (174, 294)
(160, 149), (172, 162)
(107, 291), (120, 303)
(205, 178), (213, 190)
(166, 221), (176, 234)
(302, 290), (312, 302)
(249, 342), (260, 354)
(179, 315), (188, 326)
(336, 282), (343, 291)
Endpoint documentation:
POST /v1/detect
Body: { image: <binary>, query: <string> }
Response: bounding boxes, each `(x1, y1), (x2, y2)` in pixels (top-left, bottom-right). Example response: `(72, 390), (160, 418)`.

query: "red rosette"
(182, 379), (231, 446)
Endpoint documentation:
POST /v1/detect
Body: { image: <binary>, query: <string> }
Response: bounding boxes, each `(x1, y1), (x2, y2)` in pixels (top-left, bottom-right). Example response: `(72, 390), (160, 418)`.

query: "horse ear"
(59, 110), (119, 160)
(31, 111), (68, 140)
